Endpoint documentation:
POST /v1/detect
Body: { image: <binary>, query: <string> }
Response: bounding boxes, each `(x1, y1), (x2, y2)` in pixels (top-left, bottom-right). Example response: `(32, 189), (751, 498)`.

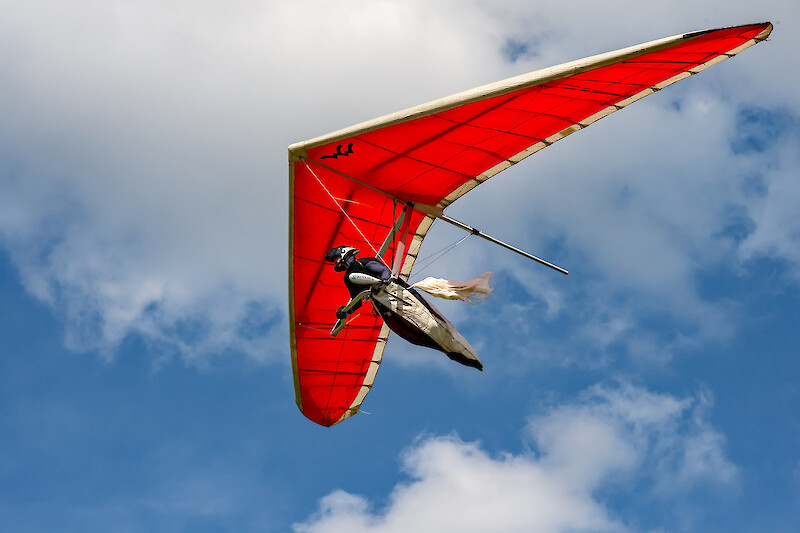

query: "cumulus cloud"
(0, 0), (798, 363)
(294, 382), (737, 533)
(0, 0), (537, 360)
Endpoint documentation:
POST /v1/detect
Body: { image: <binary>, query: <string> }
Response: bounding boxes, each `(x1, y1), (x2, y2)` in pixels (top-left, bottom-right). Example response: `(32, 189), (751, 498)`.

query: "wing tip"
(683, 21), (773, 41)
(299, 406), (356, 427)
(758, 22), (774, 40)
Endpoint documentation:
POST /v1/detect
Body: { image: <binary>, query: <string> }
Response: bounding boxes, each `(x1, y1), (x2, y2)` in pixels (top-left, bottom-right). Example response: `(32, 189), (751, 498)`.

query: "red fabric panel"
(302, 24), (767, 205)
(291, 23), (768, 426)
(292, 161), (427, 425)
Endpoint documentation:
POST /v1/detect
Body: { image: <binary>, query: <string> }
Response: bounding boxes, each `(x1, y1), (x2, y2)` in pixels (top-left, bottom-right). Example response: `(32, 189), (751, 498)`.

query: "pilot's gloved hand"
(371, 279), (390, 296)
(335, 306), (347, 320)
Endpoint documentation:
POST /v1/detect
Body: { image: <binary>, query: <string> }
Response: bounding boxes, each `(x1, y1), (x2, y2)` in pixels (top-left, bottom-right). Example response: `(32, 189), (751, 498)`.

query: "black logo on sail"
(320, 143), (354, 160)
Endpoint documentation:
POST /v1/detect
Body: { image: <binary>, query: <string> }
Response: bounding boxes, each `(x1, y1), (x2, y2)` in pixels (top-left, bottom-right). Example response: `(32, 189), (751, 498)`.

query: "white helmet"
(324, 246), (360, 272)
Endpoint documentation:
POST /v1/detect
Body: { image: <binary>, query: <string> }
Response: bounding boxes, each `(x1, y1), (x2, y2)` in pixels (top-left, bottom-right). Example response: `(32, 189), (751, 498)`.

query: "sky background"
(1, 1), (799, 532)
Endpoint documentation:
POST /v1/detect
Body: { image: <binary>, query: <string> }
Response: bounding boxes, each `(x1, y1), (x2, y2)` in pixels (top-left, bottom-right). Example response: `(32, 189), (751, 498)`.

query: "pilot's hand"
(335, 306), (347, 320)
(371, 280), (389, 296)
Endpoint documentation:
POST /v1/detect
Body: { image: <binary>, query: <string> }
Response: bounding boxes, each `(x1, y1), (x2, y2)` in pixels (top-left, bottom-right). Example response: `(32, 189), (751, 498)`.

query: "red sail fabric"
(289, 23), (771, 426)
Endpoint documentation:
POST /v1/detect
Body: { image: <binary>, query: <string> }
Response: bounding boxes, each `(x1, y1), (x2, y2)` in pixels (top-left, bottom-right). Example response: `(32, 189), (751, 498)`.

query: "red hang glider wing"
(290, 160), (431, 427)
(289, 22), (772, 427)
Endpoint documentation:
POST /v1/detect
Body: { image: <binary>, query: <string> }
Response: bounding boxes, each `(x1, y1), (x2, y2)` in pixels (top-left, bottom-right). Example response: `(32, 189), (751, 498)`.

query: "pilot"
(324, 246), (391, 319)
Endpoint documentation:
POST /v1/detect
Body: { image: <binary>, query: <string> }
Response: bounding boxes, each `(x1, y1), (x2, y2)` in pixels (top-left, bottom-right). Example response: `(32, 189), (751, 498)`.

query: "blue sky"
(2, 1), (799, 532)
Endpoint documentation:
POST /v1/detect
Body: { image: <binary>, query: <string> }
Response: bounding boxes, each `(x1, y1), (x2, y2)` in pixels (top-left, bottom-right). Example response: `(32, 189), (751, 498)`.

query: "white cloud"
(0, 0), (798, 363)
(739, 123), (800, 273)
(0, 0), (531, 360)
(294, 381), (737, 533)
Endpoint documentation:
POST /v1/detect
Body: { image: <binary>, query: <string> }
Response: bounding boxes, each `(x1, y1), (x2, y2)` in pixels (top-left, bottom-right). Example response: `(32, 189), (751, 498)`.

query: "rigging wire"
(302, 160), (470, 280)
(303, 160), (381, 258)
(408, 233), (471, 282)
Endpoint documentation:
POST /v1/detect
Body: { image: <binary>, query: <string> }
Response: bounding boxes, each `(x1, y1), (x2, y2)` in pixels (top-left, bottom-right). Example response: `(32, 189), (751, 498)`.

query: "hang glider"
(288, 22), (772, 427)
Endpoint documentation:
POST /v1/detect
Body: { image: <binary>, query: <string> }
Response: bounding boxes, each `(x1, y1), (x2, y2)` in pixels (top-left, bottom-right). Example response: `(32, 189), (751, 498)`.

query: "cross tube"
(436, 213), (569, 275)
